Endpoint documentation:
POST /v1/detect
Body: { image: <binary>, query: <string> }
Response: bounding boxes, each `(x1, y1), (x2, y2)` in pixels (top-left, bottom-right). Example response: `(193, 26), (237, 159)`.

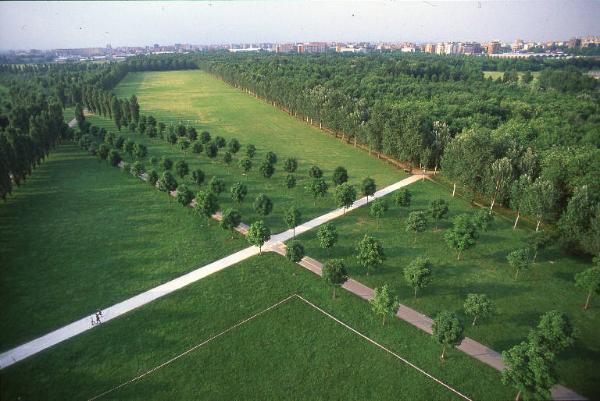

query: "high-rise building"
(486, 41), (501, 55)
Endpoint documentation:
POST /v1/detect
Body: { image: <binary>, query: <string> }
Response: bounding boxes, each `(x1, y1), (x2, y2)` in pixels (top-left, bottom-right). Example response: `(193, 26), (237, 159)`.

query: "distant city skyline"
(1, 1), (599, 51)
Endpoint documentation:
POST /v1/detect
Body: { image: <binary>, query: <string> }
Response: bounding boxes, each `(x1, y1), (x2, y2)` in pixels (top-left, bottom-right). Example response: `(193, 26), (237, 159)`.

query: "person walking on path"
(95, 310), (102, 325)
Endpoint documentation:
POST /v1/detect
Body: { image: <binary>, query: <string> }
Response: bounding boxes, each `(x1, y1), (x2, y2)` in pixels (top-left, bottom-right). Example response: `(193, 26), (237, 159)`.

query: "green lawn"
(0, 254), (513, 401)
(483, 70), (540, 82)
(0, 144), (246, 350)
(295, 178), (599, 398)
(83, 109), (404, 233)
(104, 70), (405, 232)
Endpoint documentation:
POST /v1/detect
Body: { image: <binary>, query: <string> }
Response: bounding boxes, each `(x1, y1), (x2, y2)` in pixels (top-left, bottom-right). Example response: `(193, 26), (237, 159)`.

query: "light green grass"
(0, 144), (245, 350)
(88, 71), (406, 232)
(114, 71), (401, 191)
(483, 70), (540, 82)
(0, 254), (513, 401)
(295, 179), (599, 398)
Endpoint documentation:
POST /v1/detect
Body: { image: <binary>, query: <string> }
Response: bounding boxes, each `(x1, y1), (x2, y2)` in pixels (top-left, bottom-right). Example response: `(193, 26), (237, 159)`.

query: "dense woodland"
(0, 52), (599, 255)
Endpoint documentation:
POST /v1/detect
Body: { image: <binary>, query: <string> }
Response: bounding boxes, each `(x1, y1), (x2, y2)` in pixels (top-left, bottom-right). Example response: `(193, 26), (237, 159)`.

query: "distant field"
(0, 144), (246, 350)
(483, 70), (540, 81)
(1, 254), (513, 401)
(113, 70), (404, 187)
(295, 179), (599, 398)
(77, 68), (404, 232)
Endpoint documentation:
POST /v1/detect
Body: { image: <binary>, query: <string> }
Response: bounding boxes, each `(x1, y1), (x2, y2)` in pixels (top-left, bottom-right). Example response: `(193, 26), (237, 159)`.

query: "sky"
(0, 1), (599, 50)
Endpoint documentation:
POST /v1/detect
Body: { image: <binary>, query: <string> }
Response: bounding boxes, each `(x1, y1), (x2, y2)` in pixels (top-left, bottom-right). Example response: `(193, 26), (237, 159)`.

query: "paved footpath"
(270, 245), (586, 401)
(0, 174), (423, 369)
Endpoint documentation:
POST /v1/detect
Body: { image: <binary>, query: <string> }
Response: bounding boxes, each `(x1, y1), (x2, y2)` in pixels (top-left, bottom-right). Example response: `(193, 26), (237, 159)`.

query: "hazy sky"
(0, 1), (599, 50)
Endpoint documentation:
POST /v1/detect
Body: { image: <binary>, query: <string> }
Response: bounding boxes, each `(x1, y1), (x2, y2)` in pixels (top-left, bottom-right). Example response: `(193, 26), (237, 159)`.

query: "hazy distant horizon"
(1, 1), (599, 51)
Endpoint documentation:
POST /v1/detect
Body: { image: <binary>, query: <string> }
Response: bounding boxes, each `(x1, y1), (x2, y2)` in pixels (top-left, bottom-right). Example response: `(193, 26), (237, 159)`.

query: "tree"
(522, 179), (557, 232)
(192, 169), (205, 185)
(176, 184), (194, 207)
(463, 294), (495, 326)
(192, 141), (203, 154)
(259, 161), (275, 178)
(444, 214), (478, 260)
(394, 188), (412, 209)
(98, 143), (110, 161)
(370, 284), (399, 326)
(209, 177), (225, 195)
(286, 241), (305, 263)
(254, 193), (273, 216)
(265, 151), (277, 164)
(238, 157), (252, 175)
(332, 166), (348, 186)
(228, 138), (241, 154)
(230, 182), (248, 203)
(557, 185), (594, 252)
(429, 199), (449, 229)
(308, 165), (323, 179)
(108, 149), (121, 167)
(356, 234), (385, 275)
(405, 211), (427, 244)
(187, 127), (197, 141)
(502, 341), (556, 401)
(528, 310), (574, 354)
(404, 257), (432, 298)
(166, 132), (177, 146)
(283, 157), (298, 173)
(223, 151), (233, 169)
(160, 157), (173, 171)
(205, 142), (218, 159)
(124, 139), (135, 157)
(179, 138), (191, 154)
(114, 135), (125, 150)
(507, 248), (533, 280)
(158, 171), (178, 193)
(129, 95), (140, 123)
(220, 208), (242, 238)
(286, 174), (296, 189)
(214, 136), (226, 148)
(317, 223), (338, 254)
(285, 206), (301, 237)
(134, 143), (148, 160)
(246, 144), (256, 158)
(130, 161), (145, 177)
(575, 266), (600, 310)
(147, 169), (159, 187)
(200, 131), (211, 144)
(323, 259), (348, 299)
(308, 178), (328, 204)
(334, 183), (357, 213)
(247, 220), (271, 253)
(432, 311), (464, 360)
(194, 190), (219, 225)
(510, 174), (531, 230)
(473, 209), (494, 231)
(488, 157), (513, 211)
(361, 177), (376, 203)
(527, 231), (553, 262)
(175, 160), (189, 178)
(369, 198), (388, 228)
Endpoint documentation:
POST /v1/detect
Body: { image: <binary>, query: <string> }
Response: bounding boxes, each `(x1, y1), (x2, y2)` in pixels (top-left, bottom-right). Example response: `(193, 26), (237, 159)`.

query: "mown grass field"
(113, 71), (402, 189)
(107, 70), (405, 231)
(1, 254), (513, 401)
(0, 144), (246, 350)
(483, 70), (540, 82)
(83, 109), (404, 232)
(295, 178), (599, 398)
